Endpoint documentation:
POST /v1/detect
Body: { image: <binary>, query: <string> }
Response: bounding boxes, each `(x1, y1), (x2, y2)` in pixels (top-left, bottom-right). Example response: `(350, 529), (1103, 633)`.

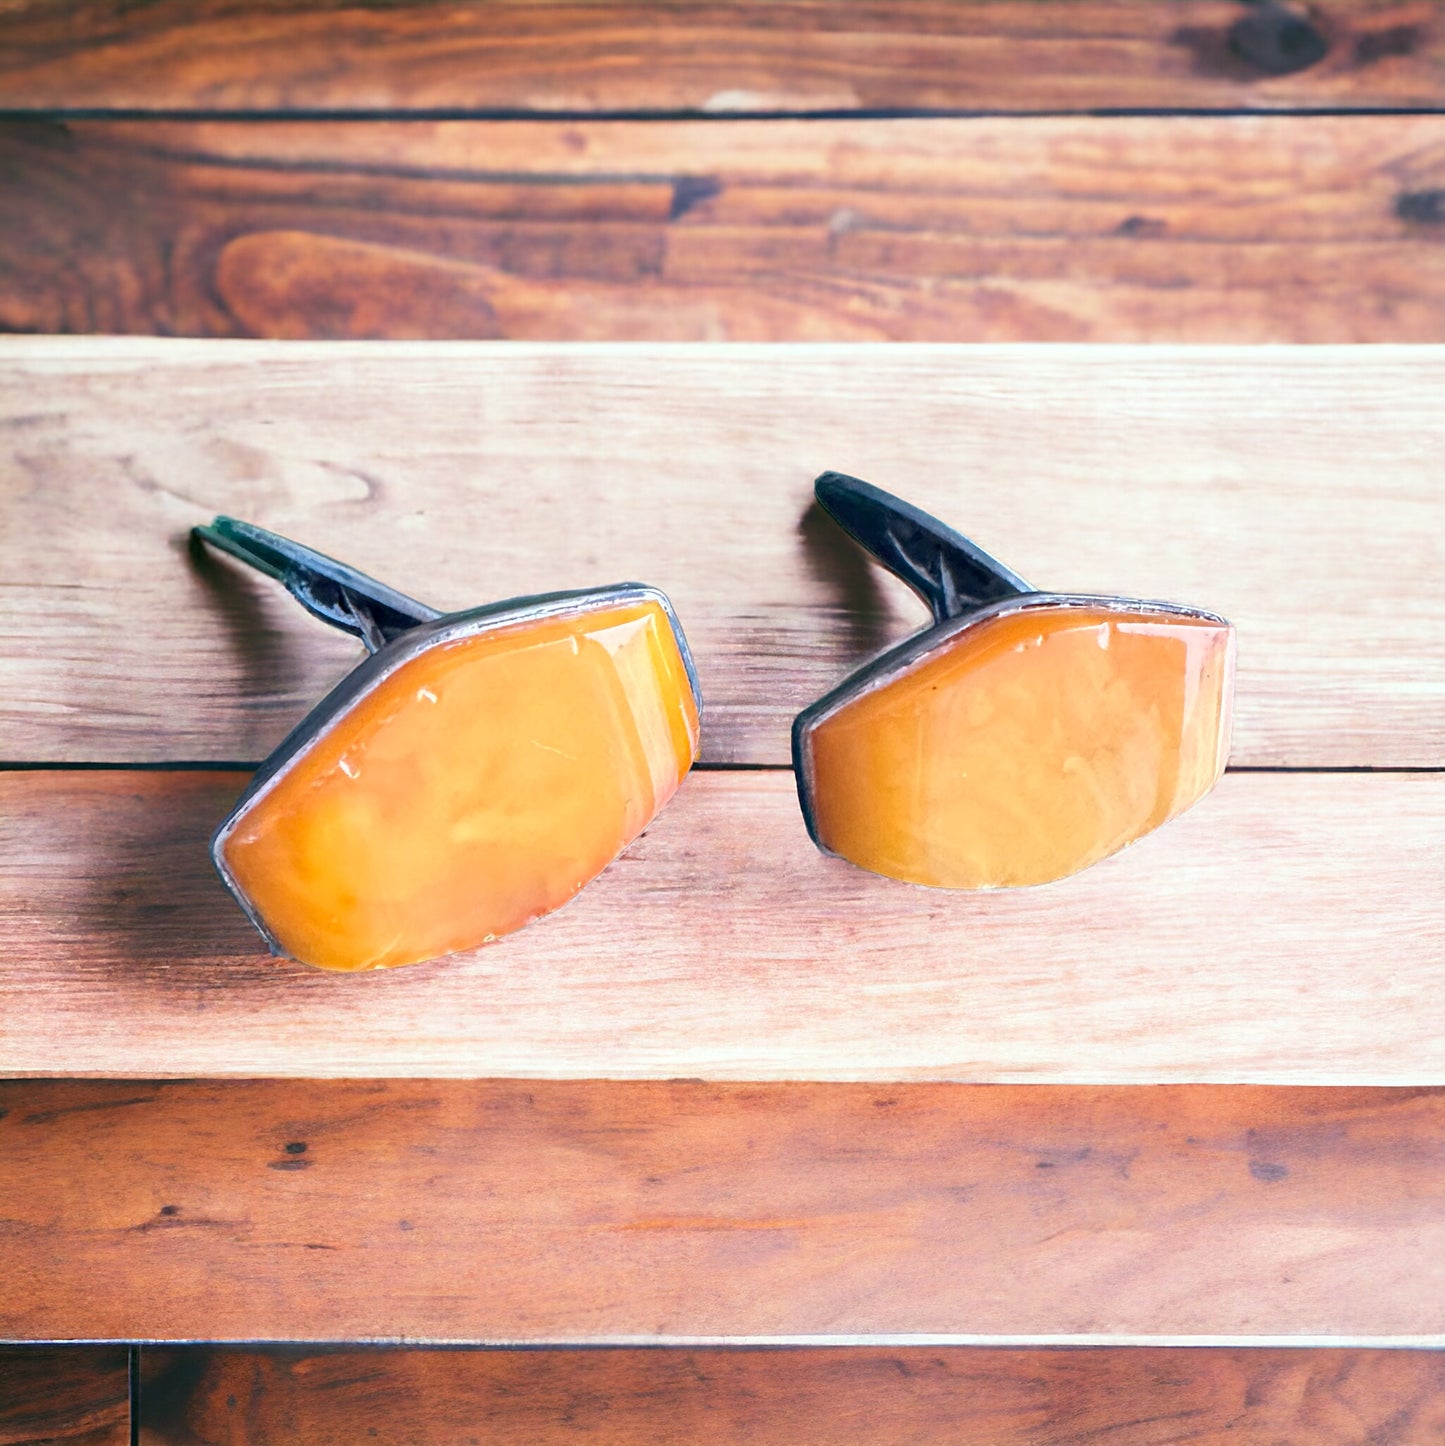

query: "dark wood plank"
(137, 1345), (1445, 1445)
(3, 0), (1443, 115)
(0, 1348), (129, 1446)
(4, 771), (1444, 1082)
(3, 117), (1445, 343)
(5, 1079), (1445, 1342)
(5, 340), (1445, 770)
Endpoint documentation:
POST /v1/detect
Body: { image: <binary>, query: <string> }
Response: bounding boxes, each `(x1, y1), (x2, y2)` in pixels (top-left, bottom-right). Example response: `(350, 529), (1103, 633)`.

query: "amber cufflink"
(194, 518), (700, 971)
(197, 479), (1233, 970)
(792, 473), (1236, 889)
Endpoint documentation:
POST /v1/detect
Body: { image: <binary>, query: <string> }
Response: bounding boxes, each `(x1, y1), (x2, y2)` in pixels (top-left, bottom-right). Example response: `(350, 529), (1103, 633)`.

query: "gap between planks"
(23, 1336), (1445, 1349)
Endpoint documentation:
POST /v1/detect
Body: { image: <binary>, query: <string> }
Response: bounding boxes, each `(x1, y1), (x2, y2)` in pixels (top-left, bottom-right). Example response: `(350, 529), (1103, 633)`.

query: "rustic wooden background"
(3, 2), (1445, 1442)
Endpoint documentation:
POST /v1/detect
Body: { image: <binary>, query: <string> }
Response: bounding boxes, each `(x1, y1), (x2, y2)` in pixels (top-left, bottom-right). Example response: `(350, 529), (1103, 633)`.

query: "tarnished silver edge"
(212, 583), (701, 960)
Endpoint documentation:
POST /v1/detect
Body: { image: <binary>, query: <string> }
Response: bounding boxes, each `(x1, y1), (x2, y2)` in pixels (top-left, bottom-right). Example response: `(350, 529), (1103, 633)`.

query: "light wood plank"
(3, 338), (1444, 768)
(136, 1345), (1445, 1446)
(4, 117), (1445, 345)
(3, 0), (1442, 114)
(1, 769), (1441, 1081)
(0, 1348), (130, 1446)
(5, 1080), (1445, 1341)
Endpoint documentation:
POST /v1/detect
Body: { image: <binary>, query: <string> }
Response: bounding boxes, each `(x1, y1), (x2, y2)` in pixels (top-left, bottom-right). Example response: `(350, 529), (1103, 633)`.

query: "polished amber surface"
(805, 604), (1234, 889)
(223, 599), (699, 970)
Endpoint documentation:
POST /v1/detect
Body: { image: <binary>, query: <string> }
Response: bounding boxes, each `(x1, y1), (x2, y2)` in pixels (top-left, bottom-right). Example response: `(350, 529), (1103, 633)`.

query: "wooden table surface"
(3, 4), (1445, 1443)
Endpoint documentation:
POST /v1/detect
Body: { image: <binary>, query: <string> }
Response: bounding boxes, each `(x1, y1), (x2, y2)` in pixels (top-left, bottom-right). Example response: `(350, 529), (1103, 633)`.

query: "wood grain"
(0, 1348), (130, 1446)
(135, 1344), (1445, 1445)
(4, 338), (1445, 769)
(4, 117), (1445, 345)
(3, 0), (1443, 114)
(2, 769), (1442, 1082)
(5, 1079), (1445, 1342)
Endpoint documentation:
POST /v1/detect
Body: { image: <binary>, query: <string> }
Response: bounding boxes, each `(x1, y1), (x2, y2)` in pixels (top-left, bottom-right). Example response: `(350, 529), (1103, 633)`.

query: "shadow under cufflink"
(57, 770), (265, 973)
(184, 526), (335, 742)
(792, 472), (1236, 891)
(796, 495), (896, 664)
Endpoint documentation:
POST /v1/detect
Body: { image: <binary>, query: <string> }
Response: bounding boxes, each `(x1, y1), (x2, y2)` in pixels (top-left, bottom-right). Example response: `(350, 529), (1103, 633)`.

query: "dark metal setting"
(193, 517), (702, 957)
(812, 471), (1032, 624)
(194, 516), (442, 653)
(791, 473), (1230, 855)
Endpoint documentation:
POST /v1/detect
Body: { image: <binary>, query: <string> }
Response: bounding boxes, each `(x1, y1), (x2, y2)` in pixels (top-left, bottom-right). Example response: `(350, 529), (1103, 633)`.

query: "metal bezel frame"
(211, 582), (701, 958)
(791, 589), (1233, 859)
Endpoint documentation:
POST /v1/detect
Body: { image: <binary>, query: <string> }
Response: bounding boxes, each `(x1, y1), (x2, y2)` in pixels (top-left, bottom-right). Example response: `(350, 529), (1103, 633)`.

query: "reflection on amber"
(805, 604), (1234, 889)
(223, 600), (699, 970)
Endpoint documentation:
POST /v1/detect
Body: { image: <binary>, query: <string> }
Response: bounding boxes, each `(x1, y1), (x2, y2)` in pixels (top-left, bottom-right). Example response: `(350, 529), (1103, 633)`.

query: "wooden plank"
(136, 1345), (1445, 1445)
(1, 769), (1441, 1082)
(4, 116), (1445, 345)
(4, 339), (1444, 770)
(5, 1079), (1444, 1341)
(0, 1348), (130, 1446)
(3, 1), (1444, 115)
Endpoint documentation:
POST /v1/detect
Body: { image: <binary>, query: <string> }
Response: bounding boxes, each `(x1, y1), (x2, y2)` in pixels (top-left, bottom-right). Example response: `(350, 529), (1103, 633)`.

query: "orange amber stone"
(803, 604), (1234, 889)
(220, 599), (699, 971)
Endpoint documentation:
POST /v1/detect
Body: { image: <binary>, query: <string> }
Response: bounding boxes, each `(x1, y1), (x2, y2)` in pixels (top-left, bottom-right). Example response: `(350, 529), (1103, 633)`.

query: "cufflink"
(793, 474), (1235, 888)
(195, 518), (700, 970)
